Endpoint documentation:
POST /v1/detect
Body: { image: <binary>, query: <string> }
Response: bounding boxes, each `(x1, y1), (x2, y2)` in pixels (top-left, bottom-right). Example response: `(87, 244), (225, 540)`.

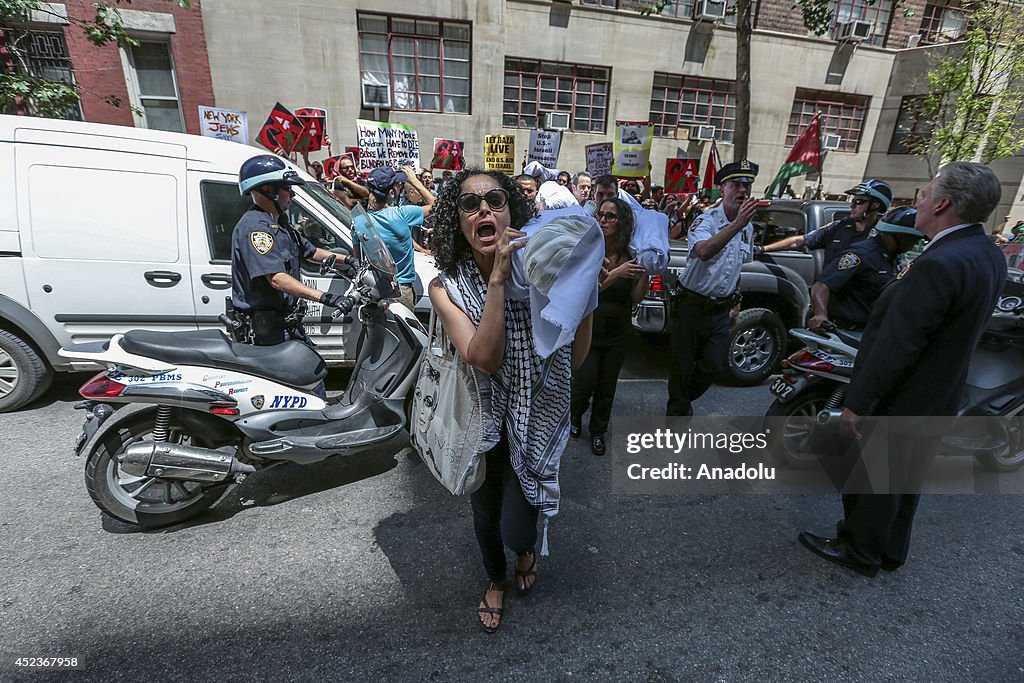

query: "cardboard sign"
(255, 102), (302, 153)
(322, 155), (345, 180)
(586, 142), (614, 177)
(198, 106), (248, 144)
(527, 129), (561, 169)
(612, 121), (653, 178)
(432, 138), (465, 170)
(484, 134), (516, 173)
(294, 106), (327, 152)
(355, 119), (419, 174)
(665, 158), (700, 194)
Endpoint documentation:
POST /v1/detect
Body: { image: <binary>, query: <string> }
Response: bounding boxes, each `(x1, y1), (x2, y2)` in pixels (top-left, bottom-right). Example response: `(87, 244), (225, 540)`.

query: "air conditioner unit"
(543, 112), (571, 131)
(690, 125), (716, 141)
(693, 0), (727, 21)
(906, 33), (922, 48)
(822, 134), (842, 151)
(361, 82), (391, 109)
(837, 20), (873, 42)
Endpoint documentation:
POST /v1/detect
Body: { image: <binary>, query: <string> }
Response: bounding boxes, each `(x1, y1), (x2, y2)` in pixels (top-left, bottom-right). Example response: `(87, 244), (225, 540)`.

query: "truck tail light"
(649, 275), (665, 293)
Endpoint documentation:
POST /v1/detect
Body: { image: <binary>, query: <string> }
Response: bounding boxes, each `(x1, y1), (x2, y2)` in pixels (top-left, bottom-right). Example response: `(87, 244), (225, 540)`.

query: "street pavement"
(1, 335), (1022, 681)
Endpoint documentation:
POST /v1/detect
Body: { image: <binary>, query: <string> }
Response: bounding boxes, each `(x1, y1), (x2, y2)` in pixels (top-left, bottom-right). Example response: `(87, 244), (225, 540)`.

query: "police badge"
(251, 231), (274, 255)
(836, 252), (861, 270)
(251, 395), (265, 410)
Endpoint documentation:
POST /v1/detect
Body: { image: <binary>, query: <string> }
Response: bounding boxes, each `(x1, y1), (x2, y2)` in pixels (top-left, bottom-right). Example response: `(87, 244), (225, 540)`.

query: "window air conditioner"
(543, 112), (571, 131)
(361, 82), (391, 109)
(693, 0), (727, 21)
(906, 34), (922, 48)
(822, 134), (842, 151)
(837, 20), (873, 42)
(690, 125), (717, 141)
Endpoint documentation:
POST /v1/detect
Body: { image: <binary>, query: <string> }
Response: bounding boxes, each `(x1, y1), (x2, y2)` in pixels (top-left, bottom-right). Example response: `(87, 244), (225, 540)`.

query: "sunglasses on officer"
(851, 197), (870, 206)
(457, 188), (510, 214)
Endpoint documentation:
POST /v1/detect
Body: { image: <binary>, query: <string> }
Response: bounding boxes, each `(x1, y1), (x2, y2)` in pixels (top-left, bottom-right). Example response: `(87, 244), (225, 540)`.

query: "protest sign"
(586, 142), (614, 177)
(345, 146), (361, 168)
(294, 107), (327, 152)
(665, 158), (700, 194)
(484, 135), (516, 173)
(198, 106), (248, 144)
(322, 155), (344, 180)
(432, 138), (465, 170)
(527, 129), (561, 169)
(355, 119), (420, 174)
(255, 102), (302, 153)
(612, 121), (653, 178)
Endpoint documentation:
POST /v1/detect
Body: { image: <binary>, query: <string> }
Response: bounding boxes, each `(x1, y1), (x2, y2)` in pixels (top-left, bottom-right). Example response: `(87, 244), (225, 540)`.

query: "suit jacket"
(845, 225), (1007, 417)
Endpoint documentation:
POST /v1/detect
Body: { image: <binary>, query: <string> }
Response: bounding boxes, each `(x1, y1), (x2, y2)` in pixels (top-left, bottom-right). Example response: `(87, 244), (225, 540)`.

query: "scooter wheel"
(765, 387), (836, 469)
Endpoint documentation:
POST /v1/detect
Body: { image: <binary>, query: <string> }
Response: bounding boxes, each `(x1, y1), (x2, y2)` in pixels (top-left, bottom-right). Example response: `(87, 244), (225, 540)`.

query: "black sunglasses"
(457, 188), (510, 214)
(596, 211), (619, 221)
(851, 198), (870, 206)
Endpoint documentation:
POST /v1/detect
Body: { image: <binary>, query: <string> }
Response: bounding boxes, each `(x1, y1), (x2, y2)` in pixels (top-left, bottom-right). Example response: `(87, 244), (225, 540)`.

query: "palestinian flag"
(700, 139), (721, 200)
(767, 113), (821, 197)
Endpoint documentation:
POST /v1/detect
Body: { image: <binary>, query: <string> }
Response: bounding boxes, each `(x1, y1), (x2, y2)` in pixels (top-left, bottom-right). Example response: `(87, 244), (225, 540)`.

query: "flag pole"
(815, 111), (824, 200)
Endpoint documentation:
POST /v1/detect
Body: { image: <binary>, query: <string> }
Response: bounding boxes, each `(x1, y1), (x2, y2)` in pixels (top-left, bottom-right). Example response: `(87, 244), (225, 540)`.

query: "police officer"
(231, 154), (355, 346)
(761, 179), (893, 266)
(808, 207), (925, 332)
(667, 160), (759, 417)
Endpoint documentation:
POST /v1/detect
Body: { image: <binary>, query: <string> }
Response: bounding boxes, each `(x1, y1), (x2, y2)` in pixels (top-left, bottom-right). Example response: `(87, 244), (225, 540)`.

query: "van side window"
(286, 204), (346, 254)
(200, 180), (251, 262)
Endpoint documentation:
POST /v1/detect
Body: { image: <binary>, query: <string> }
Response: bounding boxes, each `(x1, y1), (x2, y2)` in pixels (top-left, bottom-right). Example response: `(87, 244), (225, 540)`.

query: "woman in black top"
(571, 198), (649, 455)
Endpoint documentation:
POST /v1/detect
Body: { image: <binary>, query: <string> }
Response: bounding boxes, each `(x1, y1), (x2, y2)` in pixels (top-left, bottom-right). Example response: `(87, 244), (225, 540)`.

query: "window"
(786, 88), (870, 153)
(1, 29), (81, 119)
(888, 96), (934, 154)
(503, 59), (610, 133)
(357, 13), (471, 114)
(579, 0), (757, 26)
(829, 0), (893, 47)
(649, 73), (736, 142)
(918, 3), (967, 43)
(754, 208), (807, 247)
(123, 41), (184, 132)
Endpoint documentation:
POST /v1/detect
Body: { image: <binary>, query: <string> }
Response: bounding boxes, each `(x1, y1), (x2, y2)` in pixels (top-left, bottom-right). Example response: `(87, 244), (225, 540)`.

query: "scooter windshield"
(350, 203), (397, 278)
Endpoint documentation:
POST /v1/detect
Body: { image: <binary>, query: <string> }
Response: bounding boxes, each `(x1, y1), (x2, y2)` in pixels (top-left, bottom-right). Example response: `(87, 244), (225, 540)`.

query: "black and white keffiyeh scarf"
(440, 258), (572, 518)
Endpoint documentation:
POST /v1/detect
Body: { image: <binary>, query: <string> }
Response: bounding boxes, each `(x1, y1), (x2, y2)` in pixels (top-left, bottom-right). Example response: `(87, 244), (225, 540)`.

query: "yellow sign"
(484, 134), (516, 173)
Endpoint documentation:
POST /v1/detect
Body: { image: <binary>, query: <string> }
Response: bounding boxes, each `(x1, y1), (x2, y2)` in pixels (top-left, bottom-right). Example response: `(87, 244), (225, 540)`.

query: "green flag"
(767, 114), (821, 197)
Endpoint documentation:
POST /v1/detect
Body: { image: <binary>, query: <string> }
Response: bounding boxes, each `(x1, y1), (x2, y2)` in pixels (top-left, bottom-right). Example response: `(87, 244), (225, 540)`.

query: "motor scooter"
(59, 221), (427, 528)
(765, 279), (1024, 472)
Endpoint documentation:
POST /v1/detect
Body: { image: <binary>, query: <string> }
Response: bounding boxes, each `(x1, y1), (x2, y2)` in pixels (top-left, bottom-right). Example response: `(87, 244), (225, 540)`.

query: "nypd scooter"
(59, 220), (427, 528)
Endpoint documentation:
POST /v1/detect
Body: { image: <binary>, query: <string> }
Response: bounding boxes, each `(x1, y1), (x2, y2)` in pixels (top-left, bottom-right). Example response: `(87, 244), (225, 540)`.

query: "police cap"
(716, 160), (759, 185)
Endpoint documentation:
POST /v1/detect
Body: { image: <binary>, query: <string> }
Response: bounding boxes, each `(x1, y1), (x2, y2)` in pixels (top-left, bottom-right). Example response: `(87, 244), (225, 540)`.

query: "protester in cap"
(762, 179), (893, 266)
(809, 207), (925, 332)
(354, 165), (434, 311)
(572, 171), (593, 206)
(572, 197), (648, 456)
(428, 168), (593, 633)
(667, 160), (759, 416)
(332, 155), (369, 209)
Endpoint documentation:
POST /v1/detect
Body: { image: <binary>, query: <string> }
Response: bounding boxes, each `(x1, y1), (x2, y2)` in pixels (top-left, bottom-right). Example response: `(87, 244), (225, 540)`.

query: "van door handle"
(144, 270), (182, 287)
(201, 273), (233, 289)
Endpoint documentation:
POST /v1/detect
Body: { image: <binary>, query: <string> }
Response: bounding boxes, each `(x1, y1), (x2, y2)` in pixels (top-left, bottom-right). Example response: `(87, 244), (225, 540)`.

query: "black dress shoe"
(591, 435), (606, 456)
(570, 418), (581, 439)
(798, 532), (879, 577)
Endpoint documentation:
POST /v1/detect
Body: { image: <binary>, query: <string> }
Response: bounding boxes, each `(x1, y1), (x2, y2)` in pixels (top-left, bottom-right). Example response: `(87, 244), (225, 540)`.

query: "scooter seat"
(834, 328), (862, 347)
(120, 329), (327, 388)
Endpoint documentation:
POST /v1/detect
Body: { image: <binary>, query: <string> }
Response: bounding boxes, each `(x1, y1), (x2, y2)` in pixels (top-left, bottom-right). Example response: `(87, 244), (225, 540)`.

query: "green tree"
(1, 0), (190, 118)
(901, 0), (1024, 174)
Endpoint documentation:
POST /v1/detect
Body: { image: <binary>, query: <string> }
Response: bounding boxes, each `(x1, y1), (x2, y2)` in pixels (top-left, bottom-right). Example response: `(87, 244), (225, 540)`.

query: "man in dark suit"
(798, 162), (1008, 577)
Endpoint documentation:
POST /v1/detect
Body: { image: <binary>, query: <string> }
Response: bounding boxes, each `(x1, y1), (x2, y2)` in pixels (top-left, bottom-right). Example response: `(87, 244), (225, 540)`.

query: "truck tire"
(721, 308), (786, 386)
(0, 329), (53, 413)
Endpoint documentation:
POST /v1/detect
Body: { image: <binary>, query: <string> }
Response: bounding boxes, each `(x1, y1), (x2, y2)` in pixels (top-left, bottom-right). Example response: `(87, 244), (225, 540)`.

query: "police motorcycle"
(765, 276), (1024, 473)
(59, 218), (428, 528)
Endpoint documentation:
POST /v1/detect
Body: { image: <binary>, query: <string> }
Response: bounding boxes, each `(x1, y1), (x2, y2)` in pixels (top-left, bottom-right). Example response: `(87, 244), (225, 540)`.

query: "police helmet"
(239, 154), (304, 196)
(846, 179), (893, 210)
(875, 206), (924, 238)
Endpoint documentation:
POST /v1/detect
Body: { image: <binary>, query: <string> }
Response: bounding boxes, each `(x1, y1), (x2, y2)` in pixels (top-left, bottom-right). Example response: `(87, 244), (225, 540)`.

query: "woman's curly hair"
(428, 168), (535, 276)
(598, 197), (635, 259)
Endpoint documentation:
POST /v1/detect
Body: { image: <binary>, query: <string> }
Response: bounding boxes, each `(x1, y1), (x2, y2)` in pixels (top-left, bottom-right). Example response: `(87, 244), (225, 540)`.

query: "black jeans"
(666, 301), (731, 416)
(571, 336), (628, 436)
(470, 437), (538, 584)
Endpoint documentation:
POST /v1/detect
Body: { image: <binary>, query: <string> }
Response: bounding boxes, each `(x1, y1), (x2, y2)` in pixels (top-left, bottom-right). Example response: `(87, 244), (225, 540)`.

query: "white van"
(0, 114), (436, 412)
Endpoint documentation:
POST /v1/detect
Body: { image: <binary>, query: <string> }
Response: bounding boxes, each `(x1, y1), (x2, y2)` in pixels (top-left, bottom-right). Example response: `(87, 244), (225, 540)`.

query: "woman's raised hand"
(489, 228), (527, 286)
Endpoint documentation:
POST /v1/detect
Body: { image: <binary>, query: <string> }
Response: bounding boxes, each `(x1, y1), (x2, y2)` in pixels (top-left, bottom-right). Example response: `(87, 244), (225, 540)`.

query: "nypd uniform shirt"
(678, 204), (753, 298)
(804, 217), (870, 267)
(231, 208), (316, 311)
(815, 236), (897, 327)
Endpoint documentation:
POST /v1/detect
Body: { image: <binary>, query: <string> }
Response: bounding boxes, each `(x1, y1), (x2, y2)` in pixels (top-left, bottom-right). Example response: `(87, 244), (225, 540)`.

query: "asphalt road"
(1, 335), (1022, 682)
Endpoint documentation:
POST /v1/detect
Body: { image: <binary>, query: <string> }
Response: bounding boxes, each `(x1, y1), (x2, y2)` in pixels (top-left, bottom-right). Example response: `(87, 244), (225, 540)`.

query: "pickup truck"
(632, 199), (851, 386)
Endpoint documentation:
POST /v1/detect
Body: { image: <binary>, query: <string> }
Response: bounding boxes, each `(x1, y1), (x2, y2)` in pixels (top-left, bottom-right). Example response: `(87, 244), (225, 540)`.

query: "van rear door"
(16, 131), (195, 346)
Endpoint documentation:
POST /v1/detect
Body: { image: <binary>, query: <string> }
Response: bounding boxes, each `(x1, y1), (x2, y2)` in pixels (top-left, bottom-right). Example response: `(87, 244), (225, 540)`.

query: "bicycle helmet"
(875, 206), (924, 238)
(239, 154), (304, 196)
(846, 179), (893, 210)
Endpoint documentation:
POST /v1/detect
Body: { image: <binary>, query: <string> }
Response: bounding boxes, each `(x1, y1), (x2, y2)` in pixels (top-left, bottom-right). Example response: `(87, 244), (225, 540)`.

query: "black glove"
(338, 256), (360, 277)
(319, 292), (355, 313)
(319, 254), (337, 275)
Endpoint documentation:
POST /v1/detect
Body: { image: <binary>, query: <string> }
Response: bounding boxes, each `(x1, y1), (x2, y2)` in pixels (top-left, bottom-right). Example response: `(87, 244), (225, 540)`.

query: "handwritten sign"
(199, 106), (248, 144)
(355, 119), (420, 174)
(484, 134), (516, 173)
(586, 142), (614, 177)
